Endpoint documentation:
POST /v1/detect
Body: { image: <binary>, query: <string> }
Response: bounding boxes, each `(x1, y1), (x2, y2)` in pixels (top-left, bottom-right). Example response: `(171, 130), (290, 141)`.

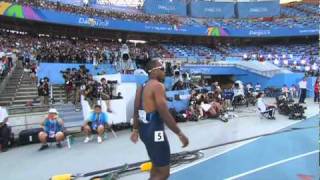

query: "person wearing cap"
(83, 105), (109, 144)
(0, 106), (11, 152)
(38, 108), (65, 151)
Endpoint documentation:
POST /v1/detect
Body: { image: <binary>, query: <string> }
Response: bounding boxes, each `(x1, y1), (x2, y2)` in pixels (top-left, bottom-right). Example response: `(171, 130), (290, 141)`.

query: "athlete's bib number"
(154, 131), (164, 142)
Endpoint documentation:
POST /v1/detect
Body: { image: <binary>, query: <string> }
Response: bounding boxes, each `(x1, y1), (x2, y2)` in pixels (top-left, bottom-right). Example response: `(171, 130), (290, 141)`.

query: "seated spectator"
(232, 82), (245, 105)
(38, 108), (65, 151)
(0, 106), (11, 152)
(256, 92), (276, 120)
(83, 105), (109, 144)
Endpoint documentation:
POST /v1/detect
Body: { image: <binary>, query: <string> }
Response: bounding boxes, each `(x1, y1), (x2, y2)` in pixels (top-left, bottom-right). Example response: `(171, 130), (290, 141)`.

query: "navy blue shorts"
(139, 114), (170, 167)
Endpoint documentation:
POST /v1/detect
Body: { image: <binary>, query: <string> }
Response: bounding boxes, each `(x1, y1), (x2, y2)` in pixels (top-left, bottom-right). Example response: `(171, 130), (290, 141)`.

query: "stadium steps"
(7, 105), (50, 115)
(0, 67), (24, 106)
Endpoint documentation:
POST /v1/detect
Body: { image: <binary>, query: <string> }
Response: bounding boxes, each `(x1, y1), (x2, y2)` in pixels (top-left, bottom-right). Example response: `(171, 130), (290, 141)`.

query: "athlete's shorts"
(139, 112), (170, 167)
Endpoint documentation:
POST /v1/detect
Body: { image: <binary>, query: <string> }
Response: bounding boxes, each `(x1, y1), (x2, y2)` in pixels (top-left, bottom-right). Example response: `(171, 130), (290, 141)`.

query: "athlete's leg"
(152, 166), (170, 180)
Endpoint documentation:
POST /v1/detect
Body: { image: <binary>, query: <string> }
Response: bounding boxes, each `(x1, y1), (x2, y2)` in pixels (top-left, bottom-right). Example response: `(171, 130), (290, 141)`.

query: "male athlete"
(130, 60), (189, 180)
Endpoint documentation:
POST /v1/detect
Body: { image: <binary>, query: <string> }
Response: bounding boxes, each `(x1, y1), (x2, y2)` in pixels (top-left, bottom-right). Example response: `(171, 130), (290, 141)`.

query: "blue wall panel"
(236, 1), (280, 18)
(189, 1), (235, 18)
(143, 0), (187, 16)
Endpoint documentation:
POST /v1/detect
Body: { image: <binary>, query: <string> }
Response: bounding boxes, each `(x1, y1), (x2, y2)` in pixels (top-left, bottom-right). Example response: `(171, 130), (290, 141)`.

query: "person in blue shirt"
(38, 108), (65, 151)
(83, 105), (109, 144)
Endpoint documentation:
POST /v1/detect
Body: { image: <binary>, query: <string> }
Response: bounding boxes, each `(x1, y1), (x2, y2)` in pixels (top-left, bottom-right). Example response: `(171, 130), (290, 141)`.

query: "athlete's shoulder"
(151, 81), (165, 91)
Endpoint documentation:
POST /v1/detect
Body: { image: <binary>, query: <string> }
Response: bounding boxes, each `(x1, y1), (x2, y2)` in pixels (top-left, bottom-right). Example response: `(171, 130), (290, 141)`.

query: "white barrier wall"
(81, 82), (137, 125)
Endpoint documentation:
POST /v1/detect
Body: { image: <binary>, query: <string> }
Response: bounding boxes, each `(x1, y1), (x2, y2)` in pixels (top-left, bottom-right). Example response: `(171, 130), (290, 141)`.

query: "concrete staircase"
(0, 67), (23, 106)
(1, 70), (69, 114)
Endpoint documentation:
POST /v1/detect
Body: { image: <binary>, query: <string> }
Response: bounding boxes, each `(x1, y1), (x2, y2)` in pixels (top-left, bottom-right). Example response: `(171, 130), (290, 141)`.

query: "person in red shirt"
(314, 77), (320, 103)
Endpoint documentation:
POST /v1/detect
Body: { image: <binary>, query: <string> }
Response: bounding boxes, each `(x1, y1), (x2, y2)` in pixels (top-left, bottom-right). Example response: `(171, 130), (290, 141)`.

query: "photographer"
(84, 75), (99, 108)
(72, 69), (85, 107)
(38, 77), (50, 105)
(98, 78), (112, 112)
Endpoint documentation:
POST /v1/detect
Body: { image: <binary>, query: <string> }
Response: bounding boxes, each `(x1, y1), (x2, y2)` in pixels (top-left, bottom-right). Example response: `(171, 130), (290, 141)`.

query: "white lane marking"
(171, 138), (259, 174)
(225, 150), (319, 180)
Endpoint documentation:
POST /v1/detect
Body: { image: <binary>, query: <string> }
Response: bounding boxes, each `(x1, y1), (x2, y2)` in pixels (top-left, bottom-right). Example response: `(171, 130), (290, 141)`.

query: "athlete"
(130, 60), (189, 180)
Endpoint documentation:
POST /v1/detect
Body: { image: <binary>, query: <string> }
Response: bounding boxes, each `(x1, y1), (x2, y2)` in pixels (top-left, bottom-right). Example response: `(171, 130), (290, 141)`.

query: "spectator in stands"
(38, 108), (65, 151)
(314, 77), (319, 103)
(83, 105), (109, 144)
(42, 77), (50, 105)
(298, 77), (307, 104)
(256, 92), (276, 120)
(172, 80), (184, 91)
(30, 63), (37, 85)
(0, 106), (11, 152)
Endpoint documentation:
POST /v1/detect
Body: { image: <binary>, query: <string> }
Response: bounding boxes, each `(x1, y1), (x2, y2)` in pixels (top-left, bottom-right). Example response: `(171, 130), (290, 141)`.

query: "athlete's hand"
(178, 132), (189, 148)
(130, 131), (139, 144)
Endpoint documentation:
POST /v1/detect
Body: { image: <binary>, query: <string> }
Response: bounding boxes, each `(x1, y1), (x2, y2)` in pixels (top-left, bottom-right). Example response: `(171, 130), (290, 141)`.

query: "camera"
(107, 80), (118, 84)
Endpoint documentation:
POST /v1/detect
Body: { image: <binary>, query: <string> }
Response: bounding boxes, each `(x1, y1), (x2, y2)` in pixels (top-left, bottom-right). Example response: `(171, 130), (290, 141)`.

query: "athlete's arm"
(133, 85), (143, 130)
(131, 85), (142, 144)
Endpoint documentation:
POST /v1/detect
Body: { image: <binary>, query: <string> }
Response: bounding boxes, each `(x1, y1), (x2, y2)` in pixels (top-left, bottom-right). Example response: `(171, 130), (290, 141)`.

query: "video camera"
(276, 95), (306, 120)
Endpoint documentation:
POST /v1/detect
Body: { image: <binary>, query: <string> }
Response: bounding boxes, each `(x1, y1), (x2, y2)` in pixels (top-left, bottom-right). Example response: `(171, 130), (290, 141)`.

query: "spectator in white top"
(256, 92), (276, 119)
(290, 84), (298, 98)
(298, 77), (307, 104)
(0, 106), (11, 152)
(281, 84), (289, 98)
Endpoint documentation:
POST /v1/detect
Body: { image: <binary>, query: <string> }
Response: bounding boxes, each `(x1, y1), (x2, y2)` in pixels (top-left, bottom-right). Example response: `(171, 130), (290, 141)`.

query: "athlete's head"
(146, 60), (165, 82)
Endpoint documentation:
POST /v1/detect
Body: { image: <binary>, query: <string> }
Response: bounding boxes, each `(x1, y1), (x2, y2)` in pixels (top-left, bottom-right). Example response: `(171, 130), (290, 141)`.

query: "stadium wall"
(0, 1), (317, 37)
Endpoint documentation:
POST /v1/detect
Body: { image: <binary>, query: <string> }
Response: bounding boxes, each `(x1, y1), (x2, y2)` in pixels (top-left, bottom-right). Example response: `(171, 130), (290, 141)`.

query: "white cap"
(48, 108), (58, 114)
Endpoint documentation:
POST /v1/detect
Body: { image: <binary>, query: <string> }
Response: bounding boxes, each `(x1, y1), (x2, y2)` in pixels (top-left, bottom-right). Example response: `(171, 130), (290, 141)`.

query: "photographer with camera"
(38, 77), (50, 105)
(72, 69), (86, 108)
(98, 78), (112, 112)
(61, 69), (72, 103)
(84, 75), (99, 108)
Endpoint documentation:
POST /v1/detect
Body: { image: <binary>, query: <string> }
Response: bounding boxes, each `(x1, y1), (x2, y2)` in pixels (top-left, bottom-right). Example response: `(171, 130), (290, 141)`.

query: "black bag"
(19, 128), (42, 145)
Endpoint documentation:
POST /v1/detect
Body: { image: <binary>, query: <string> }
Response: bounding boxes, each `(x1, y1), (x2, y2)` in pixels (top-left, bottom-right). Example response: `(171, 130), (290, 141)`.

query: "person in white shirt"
(298, 77), (307, 103)
(0, 106), (11, 152)
(256, 92), (276, 119)
(281, 84), (289, 98)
